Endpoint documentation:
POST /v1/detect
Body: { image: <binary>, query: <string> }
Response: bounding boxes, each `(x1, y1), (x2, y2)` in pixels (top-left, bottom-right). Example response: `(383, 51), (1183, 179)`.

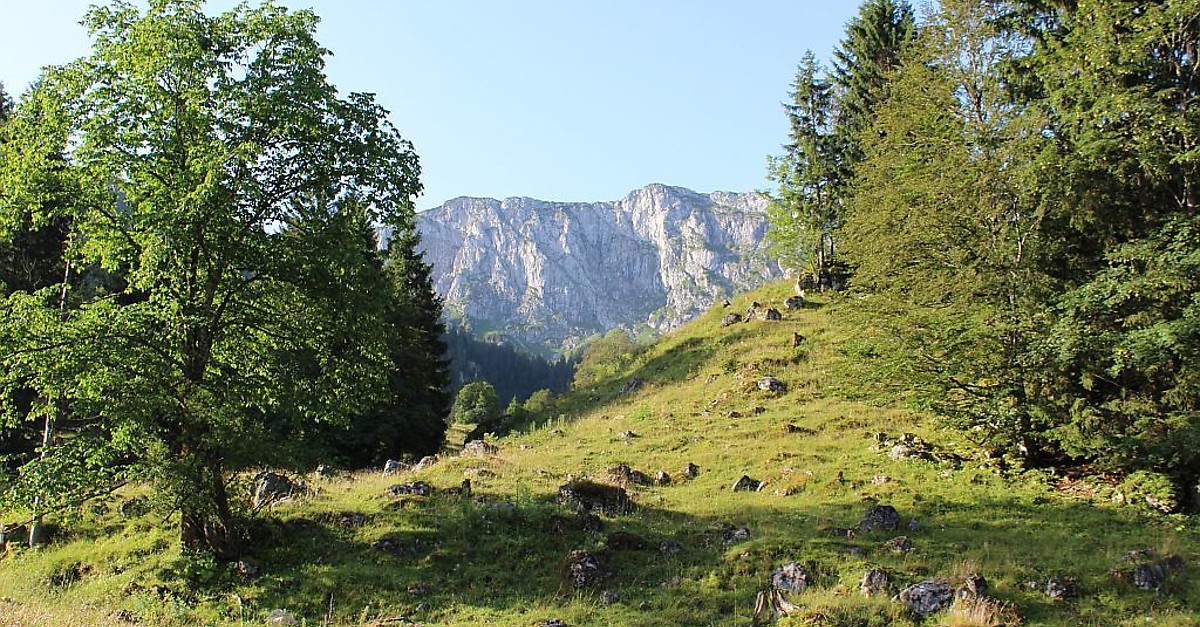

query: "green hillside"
(1, 281), (1197, 626)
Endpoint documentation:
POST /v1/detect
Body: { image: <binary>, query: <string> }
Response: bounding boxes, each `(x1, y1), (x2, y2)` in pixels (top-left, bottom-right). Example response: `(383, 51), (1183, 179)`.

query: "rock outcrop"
(393, 184), (778, 352)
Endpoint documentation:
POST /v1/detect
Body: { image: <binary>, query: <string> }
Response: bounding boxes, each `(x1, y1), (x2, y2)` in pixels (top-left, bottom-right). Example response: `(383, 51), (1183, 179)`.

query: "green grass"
(2, 280), (1198, 626)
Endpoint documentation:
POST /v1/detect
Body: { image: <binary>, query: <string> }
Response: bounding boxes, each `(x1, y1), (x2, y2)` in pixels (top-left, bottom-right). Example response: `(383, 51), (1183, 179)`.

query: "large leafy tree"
(0, 0), (423, 557)
(841, 0), (1057, 453)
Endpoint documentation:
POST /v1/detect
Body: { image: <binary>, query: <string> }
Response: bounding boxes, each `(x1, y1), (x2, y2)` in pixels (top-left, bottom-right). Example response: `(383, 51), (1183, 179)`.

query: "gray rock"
(682, 462), (701, 479)
(265, 609), (299, 625)
(1044, 575), (1079, 601)
(461, 440), (498, 457)
(1132, 556), (1183, 591)
(883, 535), (913, 553)
(412, 455), (438, 471)
(898, 580), (954, 617)
(764, 308), (783, 321)
(387, 482), (432, 497)
(539, 620), (569, 627)
(770, 562), (812, 594)
(907, 518), (921, 532)
(784, 295), (805, 310)
(557, 480), (633, 515)
(758, 377), (786, 393)
(722, 313), (742, 327)
(731, 475), (763, 492)
(607, 464), (653, 486)
(654, 469), (672, 485)
(562, 550), (612, 588)
(251, 472), (305, 509)
(859, 505), (902, 533)
(601, 590), (619, 605)
(382, 459), (405, 475)
(860, 568), (891, 596)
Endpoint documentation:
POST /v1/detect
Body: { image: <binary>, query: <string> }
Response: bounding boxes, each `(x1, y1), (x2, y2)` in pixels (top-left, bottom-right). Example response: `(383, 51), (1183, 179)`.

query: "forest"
(767, 0), (1199, 509)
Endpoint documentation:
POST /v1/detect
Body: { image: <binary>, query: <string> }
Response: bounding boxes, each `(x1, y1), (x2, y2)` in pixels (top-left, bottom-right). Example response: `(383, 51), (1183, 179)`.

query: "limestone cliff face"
(412, 183), (779, 353)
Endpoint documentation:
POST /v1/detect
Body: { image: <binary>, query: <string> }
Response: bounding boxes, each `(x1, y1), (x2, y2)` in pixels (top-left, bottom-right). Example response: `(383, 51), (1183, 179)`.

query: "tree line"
(769, 0), (1199, 506)
(0, 1), (448, 557)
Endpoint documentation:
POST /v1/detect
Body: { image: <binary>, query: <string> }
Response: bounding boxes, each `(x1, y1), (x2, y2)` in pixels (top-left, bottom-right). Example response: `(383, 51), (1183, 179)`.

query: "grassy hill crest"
(1, 280), (1197, 626)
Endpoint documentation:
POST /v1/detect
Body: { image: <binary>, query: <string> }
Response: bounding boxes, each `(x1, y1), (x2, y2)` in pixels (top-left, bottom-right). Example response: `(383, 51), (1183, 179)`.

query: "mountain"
(409, 183), (780, 354)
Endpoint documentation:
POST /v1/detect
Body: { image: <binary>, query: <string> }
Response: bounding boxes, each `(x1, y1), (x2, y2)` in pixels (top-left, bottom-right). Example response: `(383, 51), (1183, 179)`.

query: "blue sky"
(2, 1), (862, 210)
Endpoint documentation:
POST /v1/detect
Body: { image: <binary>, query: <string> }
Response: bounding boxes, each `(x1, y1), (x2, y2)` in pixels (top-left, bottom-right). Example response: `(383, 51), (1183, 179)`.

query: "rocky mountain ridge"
(407, 183), (780, 353)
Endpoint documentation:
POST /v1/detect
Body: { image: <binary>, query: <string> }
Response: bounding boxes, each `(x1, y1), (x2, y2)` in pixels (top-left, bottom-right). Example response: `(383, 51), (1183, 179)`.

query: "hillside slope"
(1, 282), (1197, 627)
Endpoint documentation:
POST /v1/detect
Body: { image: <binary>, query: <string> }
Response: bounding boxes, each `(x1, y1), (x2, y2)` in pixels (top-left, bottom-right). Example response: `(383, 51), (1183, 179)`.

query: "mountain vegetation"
(769, 0), (1200, 510)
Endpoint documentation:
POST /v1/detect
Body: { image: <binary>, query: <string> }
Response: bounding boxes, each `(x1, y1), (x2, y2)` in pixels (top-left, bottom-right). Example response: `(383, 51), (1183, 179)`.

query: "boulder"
(412, 455), (438, 472)
(682, 462), (701, 479)
(784, 295), (805, 310)
(607, 464), (653, 486)
(770, 562), (812, 594)
(898, 580), (954, 617)
(764, 308), (783, 321)
(731, 475), (763, 492)
(562, 549), (613, 588)
(758, 376), (786, 393)
(461, 440), (498, 457)
(557, 479), (633, 515)
(251, 472), (305, 509)
(859, 504), (902, 533)
(860, 568), (891, 597)
(1132, 556), (1183, 591)
(654, 469), (672, 485)
(721, 313), (742, 327)
(382, 459), (405, 475)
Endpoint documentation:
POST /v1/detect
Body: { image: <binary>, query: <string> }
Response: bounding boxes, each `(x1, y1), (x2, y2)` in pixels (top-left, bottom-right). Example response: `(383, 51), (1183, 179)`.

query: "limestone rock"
(731, 475), (763, 492)
(859, 505), (902, 533)
(562, 549), (613, 588)
(1044, 575), (1079, 601)
(860, 568), (891, 596)
(251, 472), (305, 509)
(758, 377), (786, 393)
(557, 480), (633, 515)
(770, 562), (812, 594)
(265, 609), (299, 626)
(460, 440), (498, 457)
(898, 580), (954, 617)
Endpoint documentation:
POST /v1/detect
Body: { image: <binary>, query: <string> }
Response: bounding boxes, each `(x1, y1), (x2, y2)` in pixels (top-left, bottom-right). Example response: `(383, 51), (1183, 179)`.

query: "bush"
(450, 381), (500, 425)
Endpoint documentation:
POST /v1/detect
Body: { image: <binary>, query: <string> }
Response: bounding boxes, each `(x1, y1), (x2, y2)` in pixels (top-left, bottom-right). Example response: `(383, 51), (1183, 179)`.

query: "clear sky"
(2, 1), (862, 210)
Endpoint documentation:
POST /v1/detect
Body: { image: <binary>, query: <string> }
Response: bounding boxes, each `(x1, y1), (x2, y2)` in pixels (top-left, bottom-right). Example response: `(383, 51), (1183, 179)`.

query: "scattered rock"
(606, 531), (649, 550)
(784, 295), (805, 310)
(859, 505), (902, 533)
(682, 463), (701, 479)
(654, 470), (672, 486)
(1044, 575), (1079, 601)
(618, 430), (640, 440)
(557, 480), (633, 515)
(726, 410), (743, 419)
(460, 440), (498, 457)
(387, 482), (432, 498)
(860, 568), (891, 596)
(1131, 556), (1184, 591)
(731, 475), (764, 492)
(383, 459), (405, 475)
(770, 562), (813, 594)
(607, 464), (653, 486)
(758, 377), (787, 394)
(764, 308), (783, 321)
(659, 540), (682, 556)
(712, 522), (752, 543)
(562, 550), (613, 588)
(234, 560), (259, 580)
(412, 455), (438, 472)
(265, 609), (299, 626)
(251, 472), (305, 509)
(622, 377), (645, 393)
(957, 573), (988, 599)
(898, 580), (954, 617)
(721, 313), (742, 327)
(883, 535), (913, 553)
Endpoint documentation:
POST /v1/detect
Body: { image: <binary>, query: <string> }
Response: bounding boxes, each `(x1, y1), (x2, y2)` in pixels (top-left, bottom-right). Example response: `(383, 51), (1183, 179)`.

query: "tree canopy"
(0, 0), (440, 557)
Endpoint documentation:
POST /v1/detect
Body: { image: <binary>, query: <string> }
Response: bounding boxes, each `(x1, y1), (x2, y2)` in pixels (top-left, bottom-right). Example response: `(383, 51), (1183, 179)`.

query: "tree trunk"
(178, 448), (242, 560)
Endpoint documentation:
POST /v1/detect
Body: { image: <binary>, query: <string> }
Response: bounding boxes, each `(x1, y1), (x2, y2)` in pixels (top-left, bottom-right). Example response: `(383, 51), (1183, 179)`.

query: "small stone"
(251, 472), (305, 509)
(883, 535), (912, 553)
(683, 463), (701, 479)
(265, 609), (299, 626)
(764, 308), (783, 321)
(957, 573), (988, 599)
(898, 580), (954, 617)
(386, 482), (432, 498)
(860, 568), (890, 596)
(562, 550), (612, 589)
(770, 562), (812, 594)
(784, 295), (805, 310)
(548, 429), (566, 437)
(1044, 575), (1079, 601)
(618, 430), (640, 439)
(859, 505), (902, 533)
(907, 518), (921, 532)
(383, 459), (405, 475)
(460, 440), (498, 457)
(758, 377), (787, 394)
(722, 313), (742, 327)
(654, 470), (672, 485)
(539, 620), (568, 627)
(731, 475), (763, 492)
(601, 590), (619, 605)
(412, 455), (438, 472)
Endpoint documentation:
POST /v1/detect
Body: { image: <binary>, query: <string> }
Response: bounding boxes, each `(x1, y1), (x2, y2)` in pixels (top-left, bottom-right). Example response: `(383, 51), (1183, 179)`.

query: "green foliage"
(0, 0), (430, 557)
(450, 380), (501, 425)
(572, 328), (639, 389)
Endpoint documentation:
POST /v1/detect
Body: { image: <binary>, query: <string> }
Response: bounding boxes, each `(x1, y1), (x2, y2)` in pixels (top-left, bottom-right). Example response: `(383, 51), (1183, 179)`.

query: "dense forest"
(768, 0), (1199, 507)
(442, 324), (575, 404)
